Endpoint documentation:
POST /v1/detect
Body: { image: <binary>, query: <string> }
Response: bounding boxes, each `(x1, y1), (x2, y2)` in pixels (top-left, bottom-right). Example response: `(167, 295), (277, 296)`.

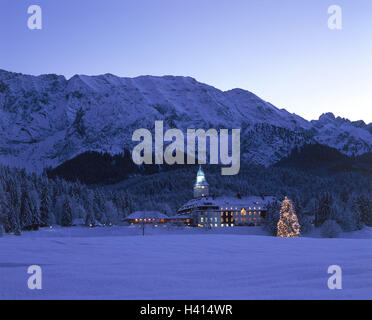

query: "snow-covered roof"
(215, 196), (275, 206)
(165, 215), (191, 219)
(178, 196), (276, 212)
(125, 211), (168, 220)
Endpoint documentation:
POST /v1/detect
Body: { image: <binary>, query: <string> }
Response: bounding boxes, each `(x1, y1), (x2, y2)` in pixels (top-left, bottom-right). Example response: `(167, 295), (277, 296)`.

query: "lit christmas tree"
(277, 197), (300, 237)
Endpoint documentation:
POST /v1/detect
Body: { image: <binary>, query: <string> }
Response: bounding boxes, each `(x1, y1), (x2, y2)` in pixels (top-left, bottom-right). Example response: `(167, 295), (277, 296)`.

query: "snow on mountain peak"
(319, 112), (336, 122)
(0, 69), (370, 171)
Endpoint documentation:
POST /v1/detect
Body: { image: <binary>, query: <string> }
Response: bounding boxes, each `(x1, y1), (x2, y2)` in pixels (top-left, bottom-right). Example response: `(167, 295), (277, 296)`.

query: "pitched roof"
(125, 211), (168, 220)
(165, 215), (191, 219)
(178, 196), (277, 212)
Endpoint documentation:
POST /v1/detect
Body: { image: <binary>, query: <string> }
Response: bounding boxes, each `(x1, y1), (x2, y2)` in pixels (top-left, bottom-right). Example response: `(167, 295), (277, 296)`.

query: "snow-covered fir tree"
(263, 201), (281, 236)
(84, 192), (96, 226)
(315, 193), (333, 227)
(39, 183), (51, 227)
(61, 196), (73, 227)
(356, 195), (372, 227)
(20, 183), (34, 230)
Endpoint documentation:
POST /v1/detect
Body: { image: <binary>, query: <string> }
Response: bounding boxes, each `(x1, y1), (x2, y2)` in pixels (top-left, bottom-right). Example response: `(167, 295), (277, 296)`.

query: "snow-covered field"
(1, 226), (371, 300)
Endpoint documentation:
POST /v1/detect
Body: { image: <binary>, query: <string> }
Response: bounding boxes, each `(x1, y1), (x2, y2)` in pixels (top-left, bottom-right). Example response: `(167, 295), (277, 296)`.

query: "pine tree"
(263, 201), (281, 236)
(112, 191), (126, 219)
(0, 187), (5, 236)
(315, 193), (333, 227)
(39, 184), (51, 227)
(5, 184), (21, 233)
(61, 196), (73, 227)
(124, 193), (134, 216)
(93, 190), (106, 224)
(103, 200), (117, 225)
(277, 197), (300, 237)
(356, 195), (372, 227)
(29, 189), (41, 230)
(20, 184), (33, 230)
(84, 192), (96, 227)
(85, 210), (95, 227)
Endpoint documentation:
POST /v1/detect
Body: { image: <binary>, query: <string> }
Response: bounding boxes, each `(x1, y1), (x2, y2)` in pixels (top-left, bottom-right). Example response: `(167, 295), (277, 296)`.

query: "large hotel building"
(177, 166), (275, 227)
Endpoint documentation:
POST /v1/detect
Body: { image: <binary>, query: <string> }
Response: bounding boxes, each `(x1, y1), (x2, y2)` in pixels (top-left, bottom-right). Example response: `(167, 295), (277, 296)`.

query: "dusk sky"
(1, 0), (371, 122)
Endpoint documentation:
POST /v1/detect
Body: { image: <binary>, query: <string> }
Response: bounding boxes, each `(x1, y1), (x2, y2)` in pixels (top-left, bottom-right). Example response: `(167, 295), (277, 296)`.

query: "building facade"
(124, 211), (168, 225)
(177, 167), (275, 228)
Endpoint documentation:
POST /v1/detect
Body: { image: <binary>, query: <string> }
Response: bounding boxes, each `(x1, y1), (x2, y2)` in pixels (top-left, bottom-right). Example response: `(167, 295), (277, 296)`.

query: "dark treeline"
(0, 166), (135, 234)
(46, 144), (372, 186)
(46, 150), (188, 185)
(0, 161), (371, 235)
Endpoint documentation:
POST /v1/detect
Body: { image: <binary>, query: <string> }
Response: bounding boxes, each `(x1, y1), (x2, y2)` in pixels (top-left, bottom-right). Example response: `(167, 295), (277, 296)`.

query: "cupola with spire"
(193, 166), (209, 198)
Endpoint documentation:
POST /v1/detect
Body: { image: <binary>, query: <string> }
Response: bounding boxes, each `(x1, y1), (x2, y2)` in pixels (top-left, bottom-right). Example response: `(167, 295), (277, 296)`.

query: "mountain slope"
(311, 113), (372, 155)
(0, 69), (370, 171)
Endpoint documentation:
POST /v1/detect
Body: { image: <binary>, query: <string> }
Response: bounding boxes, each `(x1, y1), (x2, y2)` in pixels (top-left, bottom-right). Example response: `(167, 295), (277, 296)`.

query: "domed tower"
(194, 166), (209, 198)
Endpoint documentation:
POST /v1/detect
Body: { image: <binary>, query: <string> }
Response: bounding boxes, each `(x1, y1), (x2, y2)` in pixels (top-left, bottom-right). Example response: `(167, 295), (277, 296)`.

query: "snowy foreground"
(1, 226), (372, 300)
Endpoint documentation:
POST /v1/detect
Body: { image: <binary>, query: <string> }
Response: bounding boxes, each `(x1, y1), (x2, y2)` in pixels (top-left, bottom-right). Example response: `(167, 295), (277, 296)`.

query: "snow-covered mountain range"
(0, 69), (371, 172)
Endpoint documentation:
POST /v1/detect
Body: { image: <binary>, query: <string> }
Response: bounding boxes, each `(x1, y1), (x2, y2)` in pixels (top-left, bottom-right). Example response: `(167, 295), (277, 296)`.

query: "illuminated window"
(215, 224), (218, 227)
(201, 217), (204, 222)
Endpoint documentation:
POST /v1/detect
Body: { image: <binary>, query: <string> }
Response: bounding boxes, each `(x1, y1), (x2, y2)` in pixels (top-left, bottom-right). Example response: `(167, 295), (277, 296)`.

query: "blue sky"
(1, 0), (371, 122)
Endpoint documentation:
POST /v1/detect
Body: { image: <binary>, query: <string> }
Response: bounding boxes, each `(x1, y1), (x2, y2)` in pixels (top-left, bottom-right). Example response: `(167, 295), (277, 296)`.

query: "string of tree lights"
(277, 197), (301, 238)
